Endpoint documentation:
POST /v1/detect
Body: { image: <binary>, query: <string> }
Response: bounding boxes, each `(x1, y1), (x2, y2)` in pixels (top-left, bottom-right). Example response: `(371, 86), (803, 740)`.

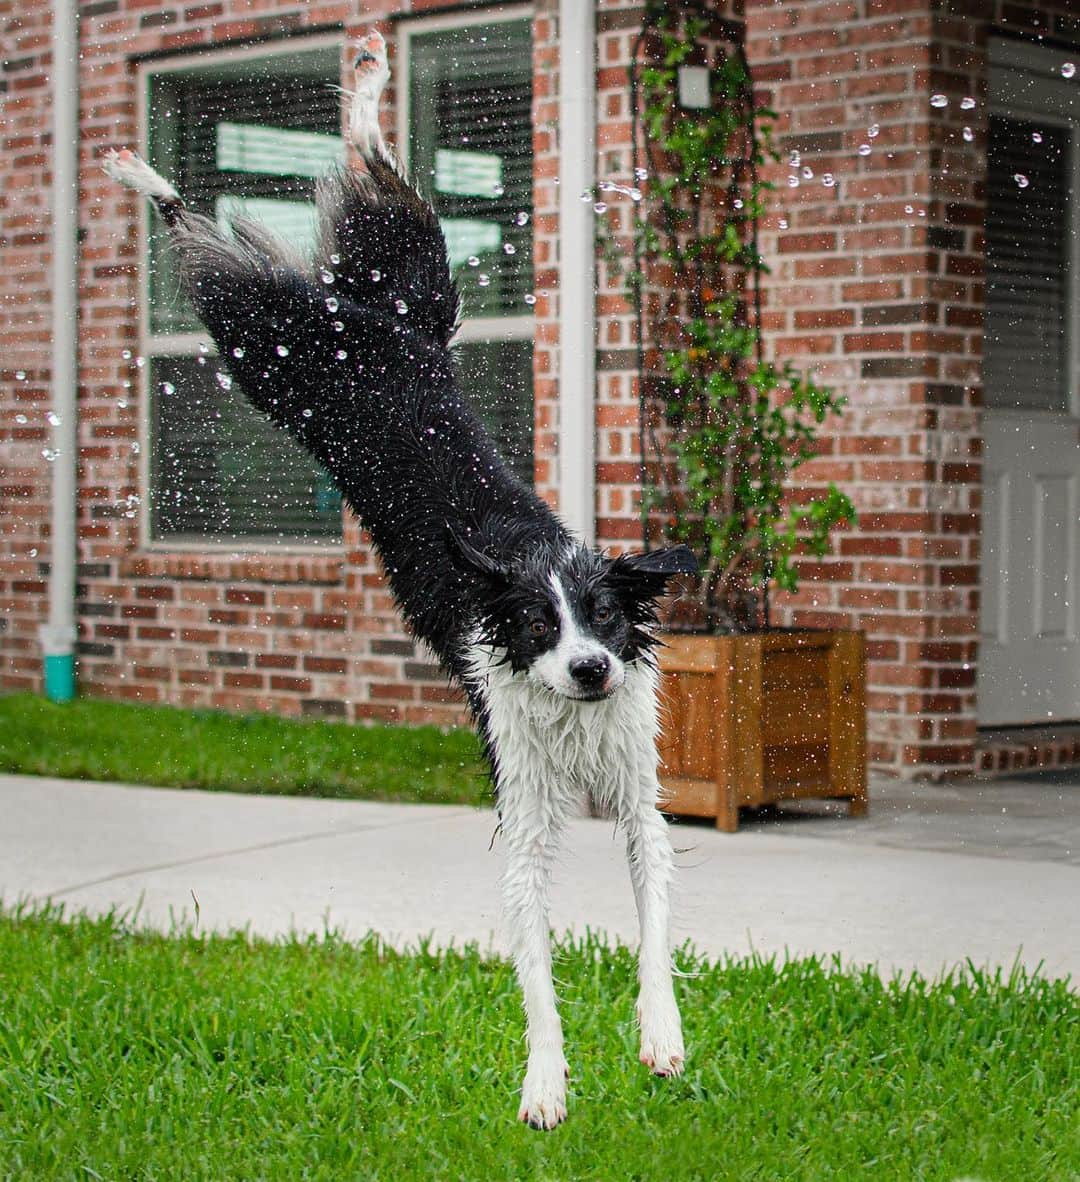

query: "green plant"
(630, 5), (855, 632)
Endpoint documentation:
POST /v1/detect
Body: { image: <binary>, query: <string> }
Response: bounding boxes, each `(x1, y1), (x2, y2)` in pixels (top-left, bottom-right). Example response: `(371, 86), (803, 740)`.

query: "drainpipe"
(556, 0), (597, 547)
(40, 0), (79, 702)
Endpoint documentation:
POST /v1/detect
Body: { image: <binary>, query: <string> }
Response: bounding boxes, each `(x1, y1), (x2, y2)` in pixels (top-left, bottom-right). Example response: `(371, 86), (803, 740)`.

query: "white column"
(556, 0), (597, 546)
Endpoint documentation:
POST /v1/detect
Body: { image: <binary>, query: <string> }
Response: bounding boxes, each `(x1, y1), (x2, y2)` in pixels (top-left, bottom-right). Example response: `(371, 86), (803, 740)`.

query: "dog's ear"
(607, 544), (698, 600)
(446, 524), (514, 587)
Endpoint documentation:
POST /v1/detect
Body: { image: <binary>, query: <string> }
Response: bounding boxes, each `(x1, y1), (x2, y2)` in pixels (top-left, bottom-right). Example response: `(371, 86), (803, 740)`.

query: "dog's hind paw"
(517, 1053), (569, 1130)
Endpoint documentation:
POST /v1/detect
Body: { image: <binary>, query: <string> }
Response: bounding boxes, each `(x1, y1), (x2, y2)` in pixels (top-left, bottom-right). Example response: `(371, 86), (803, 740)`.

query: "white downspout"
(40, 0), (79, 701)
(556, 0), (597, 546)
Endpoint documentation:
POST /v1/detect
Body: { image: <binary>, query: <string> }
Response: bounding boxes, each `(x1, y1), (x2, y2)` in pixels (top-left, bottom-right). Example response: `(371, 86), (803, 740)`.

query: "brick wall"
(3, 0), (1077, 772)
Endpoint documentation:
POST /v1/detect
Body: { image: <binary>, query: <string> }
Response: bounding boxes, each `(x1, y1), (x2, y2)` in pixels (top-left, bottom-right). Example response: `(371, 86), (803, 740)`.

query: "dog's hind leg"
(623, 788), (685, 1077)
(347, 30), (393, 165)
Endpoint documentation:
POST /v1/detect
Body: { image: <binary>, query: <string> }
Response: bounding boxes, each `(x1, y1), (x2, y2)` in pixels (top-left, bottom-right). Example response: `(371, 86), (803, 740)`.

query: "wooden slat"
(828, 631), (868, 812)
(763, 742), (831, 792)
(762, 687), (829, 744)
(659, 633), (724, 674)
(657, 776), (717, 817)
(732, 636), (765, 806)
(762, 649), (828, 693)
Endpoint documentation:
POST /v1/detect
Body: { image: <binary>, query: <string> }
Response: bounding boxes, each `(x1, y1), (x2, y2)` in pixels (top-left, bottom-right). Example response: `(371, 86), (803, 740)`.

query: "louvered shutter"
(984, 114), (1071, 413)
(144, 47), (343, 542)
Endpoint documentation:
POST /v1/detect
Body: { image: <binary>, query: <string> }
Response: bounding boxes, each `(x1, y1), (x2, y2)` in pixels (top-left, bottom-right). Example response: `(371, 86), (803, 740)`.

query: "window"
(402, 14), (535, 483)
(142, 42), (344, 544)
(984, 114), (1072, 413)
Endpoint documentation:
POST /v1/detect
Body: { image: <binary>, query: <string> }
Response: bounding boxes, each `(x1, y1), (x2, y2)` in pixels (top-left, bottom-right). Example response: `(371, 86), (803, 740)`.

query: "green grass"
(0, 693), (488, 806)
(1, 908), (1077, 1181)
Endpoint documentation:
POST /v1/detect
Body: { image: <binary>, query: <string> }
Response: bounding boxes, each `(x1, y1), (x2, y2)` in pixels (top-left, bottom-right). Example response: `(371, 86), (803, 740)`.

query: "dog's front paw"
(638, 994), (685, 1077)
(518, 1050), (569, 1130)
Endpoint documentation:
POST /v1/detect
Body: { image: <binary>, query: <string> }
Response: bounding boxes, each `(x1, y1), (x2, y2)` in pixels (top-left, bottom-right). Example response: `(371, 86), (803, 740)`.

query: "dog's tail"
(103, 148), (187, 226)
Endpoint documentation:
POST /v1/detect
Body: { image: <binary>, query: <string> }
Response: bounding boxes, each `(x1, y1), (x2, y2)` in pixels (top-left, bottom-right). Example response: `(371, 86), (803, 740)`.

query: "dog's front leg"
(623, 787), (685, 1076)
(501, 822), (568, 1130)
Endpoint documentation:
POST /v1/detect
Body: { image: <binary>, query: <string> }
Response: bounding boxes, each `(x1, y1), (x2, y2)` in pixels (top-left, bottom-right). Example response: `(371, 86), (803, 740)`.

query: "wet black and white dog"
(106, 31), (695, 1130)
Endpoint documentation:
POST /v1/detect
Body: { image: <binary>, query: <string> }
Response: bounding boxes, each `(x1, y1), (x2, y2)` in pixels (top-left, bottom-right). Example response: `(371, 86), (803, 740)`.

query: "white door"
(979, 42), (1080, 726)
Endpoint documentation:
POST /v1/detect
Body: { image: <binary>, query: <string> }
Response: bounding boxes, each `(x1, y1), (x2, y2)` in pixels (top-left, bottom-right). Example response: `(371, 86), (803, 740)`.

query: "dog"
(105, 30), (696, 1130)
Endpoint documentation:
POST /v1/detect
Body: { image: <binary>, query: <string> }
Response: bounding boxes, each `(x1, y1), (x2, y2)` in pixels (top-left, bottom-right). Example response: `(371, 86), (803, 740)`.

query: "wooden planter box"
(657, 630), (867, 832)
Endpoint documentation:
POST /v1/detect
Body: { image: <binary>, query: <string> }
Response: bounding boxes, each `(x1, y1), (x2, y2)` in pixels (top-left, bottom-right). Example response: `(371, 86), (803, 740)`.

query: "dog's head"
(453, 536), (698, 701)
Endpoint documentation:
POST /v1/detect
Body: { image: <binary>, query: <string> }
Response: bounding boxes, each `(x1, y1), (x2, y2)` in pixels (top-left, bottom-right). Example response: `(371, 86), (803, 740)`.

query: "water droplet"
(905, 204), (914, 214)
(787, 175), (800, 188)
(514, 211), (530, 226)
(478, 273), (491, 287)
(629, 188), (643, 202)
(467, 256), (480, 267)
(822, 173), (836, 187)
(117, 400), (127, 409)
(198, 341), (210, 355)
(1014, 173), (1029, 188)
(215, 371), (232, 391)
(131, 441), (140, 454)
(196, 355), (207, 365)
(858, 143), (872, 156)
(492, 183), (505, 197)
(161, 381), (175, 396)
(733, 197), (744, 209)
(778, 217), (789, 229)
(332, 320), (344, 332)
(802, 166), (813, 179)
(593, 201), (607, 213)
(46, 410), (61, 426)
(335, 349), (348, 360)
(868, 123), (880, 138)
(788, 150), (801, 168)
(320, 268), (335, 284)
(370, 268), (382, 282)
(503, 243), (517, 255)
(960, 96), (976, 110)
(134, 356), (145, 368)
(15, 413), (27, 424)
(232, 346), (245, 359)
(524, 293), (537, 306)
(326, 296), (339, 312)
(29, 547), (37, 557)
(395, 299), (409, 315)
(580, 190), (592, 203)
(1062, 62), (1076, 79)
(42, 448), (57, 462)
(276, 344), (290, 357)
(634, 167), (649, 182)
(121, 349), (132, 360)
(15, 370), (26, 380)
(302, 408), (313, 418)
(1032, 130), (1043, 144)
(930, 93), (948, 108)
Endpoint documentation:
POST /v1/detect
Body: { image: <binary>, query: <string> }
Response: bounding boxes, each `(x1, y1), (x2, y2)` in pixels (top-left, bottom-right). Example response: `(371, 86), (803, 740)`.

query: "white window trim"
(395, 6), (535, 352)
(989, 37), (1080, 420)
(135, 34), (347, 554)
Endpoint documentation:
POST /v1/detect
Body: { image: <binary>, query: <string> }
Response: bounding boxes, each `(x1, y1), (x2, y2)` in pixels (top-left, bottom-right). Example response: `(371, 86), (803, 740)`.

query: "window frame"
(394, 8), (536, 361)
(988, 37), (1080, 422)
(136, 33), (347, 553)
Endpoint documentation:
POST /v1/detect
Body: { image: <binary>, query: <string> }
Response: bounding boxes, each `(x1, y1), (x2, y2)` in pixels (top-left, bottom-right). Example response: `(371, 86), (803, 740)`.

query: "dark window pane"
(454, 338), (534, 484)
(149, 355), (341, 542)
(985, 115), (1070, 412)
(408, 20), (534, 317)
(147, 47), (342, 335)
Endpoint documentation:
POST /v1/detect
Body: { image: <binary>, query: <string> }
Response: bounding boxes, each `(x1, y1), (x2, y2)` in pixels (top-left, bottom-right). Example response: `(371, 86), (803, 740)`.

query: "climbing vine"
(627, 2), (854, 633)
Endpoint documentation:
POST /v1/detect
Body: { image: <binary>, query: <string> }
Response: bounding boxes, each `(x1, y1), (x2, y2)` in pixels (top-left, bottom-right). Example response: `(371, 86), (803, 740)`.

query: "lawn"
(0, 693), (488, 806)
(1, 907), (1077, 1181)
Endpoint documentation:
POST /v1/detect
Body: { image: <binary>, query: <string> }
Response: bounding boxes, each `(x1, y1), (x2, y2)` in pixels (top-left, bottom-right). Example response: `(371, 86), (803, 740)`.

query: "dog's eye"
(594, 604), (613, 624)
(529, 619), (548, 637)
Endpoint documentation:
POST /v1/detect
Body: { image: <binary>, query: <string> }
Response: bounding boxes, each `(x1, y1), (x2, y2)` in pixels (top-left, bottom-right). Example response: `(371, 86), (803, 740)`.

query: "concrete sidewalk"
(2, 771), (1078, 980)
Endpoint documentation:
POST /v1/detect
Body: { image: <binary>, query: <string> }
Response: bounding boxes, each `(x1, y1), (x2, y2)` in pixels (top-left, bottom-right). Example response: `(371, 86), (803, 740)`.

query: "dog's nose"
(569, 654), (610, 690)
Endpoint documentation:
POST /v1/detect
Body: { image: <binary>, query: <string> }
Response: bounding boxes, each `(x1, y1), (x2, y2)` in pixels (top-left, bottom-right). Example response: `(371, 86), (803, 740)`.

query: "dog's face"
(455, 539), (698, 701)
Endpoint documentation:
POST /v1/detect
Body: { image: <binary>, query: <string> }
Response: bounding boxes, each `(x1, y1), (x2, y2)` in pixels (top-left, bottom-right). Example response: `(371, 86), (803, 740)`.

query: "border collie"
(105, 30), (696, 1130)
